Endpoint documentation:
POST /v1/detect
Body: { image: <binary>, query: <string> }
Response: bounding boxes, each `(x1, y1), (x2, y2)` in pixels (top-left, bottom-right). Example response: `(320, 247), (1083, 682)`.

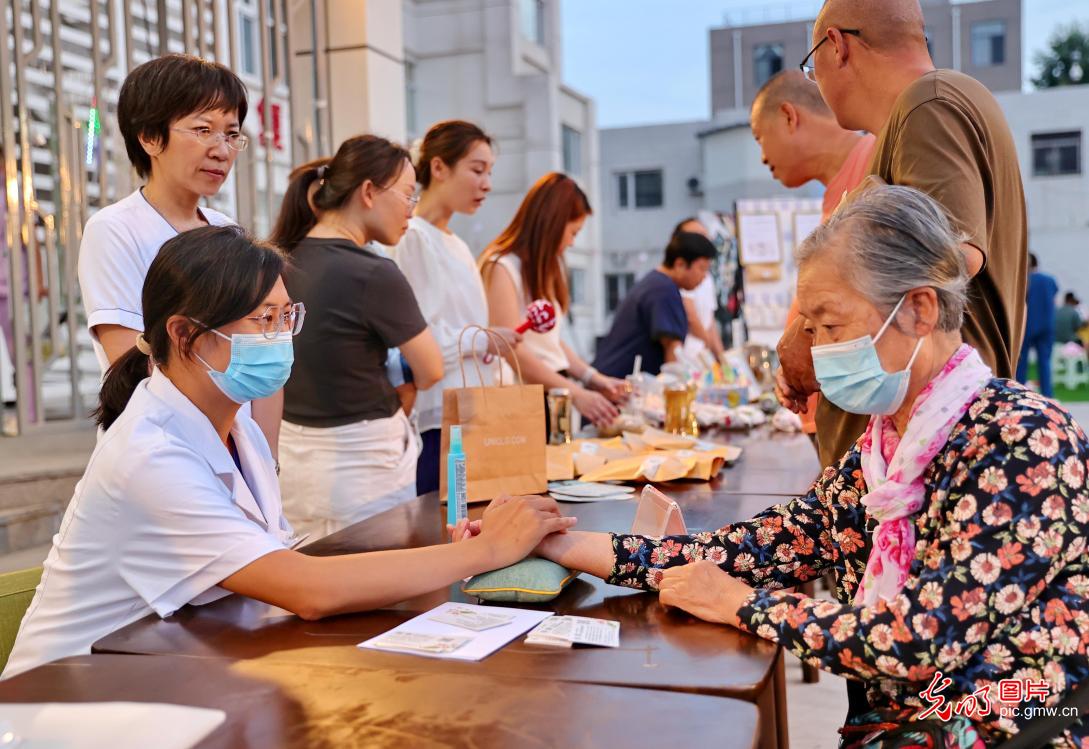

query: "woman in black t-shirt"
(269, 135), (442, 538)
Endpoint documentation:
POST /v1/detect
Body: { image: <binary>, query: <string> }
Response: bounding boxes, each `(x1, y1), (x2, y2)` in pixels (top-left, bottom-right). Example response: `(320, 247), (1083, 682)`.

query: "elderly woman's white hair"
(796, 184), (970, 332)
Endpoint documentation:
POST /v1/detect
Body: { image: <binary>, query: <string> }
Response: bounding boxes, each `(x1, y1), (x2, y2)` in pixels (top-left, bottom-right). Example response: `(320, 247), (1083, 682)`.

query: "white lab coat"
(3, 368), (292, 679)
(77, 189), (234, 374)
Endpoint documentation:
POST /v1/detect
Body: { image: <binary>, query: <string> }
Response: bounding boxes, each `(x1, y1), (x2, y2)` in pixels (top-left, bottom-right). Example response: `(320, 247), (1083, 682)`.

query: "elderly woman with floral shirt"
(538, 186), (1088, 748)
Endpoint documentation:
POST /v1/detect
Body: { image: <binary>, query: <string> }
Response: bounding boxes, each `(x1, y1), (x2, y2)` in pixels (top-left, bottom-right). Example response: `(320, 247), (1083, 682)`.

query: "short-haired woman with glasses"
(4, 225), (573, 679)
(269, 135), (443, 538)
(77, 54), (282, 453)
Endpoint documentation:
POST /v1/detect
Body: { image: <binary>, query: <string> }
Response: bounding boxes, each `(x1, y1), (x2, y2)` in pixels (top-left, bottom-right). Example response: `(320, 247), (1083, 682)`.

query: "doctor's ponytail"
(95, 225), (284, 430)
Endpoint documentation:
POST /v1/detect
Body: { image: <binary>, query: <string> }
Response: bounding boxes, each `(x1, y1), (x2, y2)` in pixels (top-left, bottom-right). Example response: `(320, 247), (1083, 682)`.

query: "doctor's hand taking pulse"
(448, 492), (574, 550)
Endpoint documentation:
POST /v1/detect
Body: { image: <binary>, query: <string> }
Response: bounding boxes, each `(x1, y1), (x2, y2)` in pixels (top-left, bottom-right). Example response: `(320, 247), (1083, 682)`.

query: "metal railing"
(0, 0), (292, 435)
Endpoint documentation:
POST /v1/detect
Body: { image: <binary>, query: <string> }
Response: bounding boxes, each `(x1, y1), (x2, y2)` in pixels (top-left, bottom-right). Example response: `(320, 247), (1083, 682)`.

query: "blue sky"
(561, 0), (1089, 128)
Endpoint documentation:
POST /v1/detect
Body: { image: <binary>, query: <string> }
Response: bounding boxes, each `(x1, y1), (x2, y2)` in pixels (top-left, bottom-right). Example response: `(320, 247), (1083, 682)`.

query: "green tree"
(1032, 23), (1089, 88)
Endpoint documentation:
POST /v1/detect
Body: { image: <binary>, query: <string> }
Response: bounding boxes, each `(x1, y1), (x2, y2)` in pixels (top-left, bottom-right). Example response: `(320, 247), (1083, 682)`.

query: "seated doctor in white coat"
(3, 225), (576, 679)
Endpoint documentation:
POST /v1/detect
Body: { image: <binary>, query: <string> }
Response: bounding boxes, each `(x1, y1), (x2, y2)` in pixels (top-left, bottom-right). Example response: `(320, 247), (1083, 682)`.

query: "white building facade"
(403, 0), (605, 352)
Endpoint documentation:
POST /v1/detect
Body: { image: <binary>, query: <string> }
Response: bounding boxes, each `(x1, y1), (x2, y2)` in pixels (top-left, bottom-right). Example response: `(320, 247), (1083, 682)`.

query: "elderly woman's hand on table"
(658, 561), (755, 628)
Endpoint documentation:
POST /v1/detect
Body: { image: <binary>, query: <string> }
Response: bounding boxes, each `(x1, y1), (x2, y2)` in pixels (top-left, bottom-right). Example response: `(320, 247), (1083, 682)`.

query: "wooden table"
(95, 493), (789, 748)
(0, 654), (760, 748)
(94, 425), (821, 749)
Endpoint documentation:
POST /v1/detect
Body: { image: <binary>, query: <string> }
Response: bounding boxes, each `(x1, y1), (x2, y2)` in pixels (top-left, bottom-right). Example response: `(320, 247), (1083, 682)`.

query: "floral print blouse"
(609, 379), (1089, 747)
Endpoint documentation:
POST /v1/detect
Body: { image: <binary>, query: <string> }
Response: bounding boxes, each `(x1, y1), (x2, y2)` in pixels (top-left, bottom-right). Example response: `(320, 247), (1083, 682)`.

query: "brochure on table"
(358, 602), (552, 661)
(359, 602), (623, 660)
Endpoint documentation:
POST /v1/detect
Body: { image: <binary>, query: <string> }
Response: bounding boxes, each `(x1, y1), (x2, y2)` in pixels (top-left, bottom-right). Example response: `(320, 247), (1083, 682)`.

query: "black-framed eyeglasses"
(799, 29), (861, 82)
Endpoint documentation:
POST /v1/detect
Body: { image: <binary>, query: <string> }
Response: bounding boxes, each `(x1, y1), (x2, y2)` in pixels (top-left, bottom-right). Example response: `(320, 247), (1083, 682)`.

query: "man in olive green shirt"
(775, 0), (1027, 469)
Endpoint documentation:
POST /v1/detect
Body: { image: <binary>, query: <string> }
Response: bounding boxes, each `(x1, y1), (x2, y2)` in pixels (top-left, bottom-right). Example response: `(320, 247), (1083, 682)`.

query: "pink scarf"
(854, 344), (993, 607)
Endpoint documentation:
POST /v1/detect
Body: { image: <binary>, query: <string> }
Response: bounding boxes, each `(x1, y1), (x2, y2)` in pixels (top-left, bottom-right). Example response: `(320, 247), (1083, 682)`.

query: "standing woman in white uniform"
(269, 135), (444, 537)
(392, 120), (521, 495)
(3, 225), (574, 679)
(76, 53), (282, 453)
(480, 173), (626, 429)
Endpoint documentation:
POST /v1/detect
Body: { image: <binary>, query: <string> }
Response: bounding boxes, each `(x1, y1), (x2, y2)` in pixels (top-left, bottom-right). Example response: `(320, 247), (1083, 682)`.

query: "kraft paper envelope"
(579, 453), (697, 483)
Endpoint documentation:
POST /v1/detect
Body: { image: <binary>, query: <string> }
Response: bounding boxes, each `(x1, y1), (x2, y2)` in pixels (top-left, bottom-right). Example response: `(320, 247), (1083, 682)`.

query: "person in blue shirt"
(1016, 253), (1059, 396)
(593, 232), (718, 377)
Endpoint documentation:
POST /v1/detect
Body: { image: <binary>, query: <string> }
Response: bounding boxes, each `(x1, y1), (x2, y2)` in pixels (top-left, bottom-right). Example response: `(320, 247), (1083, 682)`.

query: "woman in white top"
(76, 54), (281, 453)
(392, 120), (521, 495)
(3, 225), (574, 679)
(480, 173), (625, 428)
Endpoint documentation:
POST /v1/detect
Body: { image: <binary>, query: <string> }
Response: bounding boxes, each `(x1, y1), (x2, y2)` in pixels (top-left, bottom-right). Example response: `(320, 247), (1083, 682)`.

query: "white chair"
(1052, 344), (1089, 391)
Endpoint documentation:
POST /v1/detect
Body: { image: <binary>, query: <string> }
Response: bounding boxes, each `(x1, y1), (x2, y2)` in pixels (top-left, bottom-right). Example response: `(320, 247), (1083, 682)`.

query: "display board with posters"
(734, 197), (823, 349)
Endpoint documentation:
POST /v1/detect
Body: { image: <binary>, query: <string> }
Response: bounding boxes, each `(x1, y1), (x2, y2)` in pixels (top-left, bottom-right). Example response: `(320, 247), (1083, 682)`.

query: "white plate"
(547, 481), (635, 498)
(549, 491), (634, 503)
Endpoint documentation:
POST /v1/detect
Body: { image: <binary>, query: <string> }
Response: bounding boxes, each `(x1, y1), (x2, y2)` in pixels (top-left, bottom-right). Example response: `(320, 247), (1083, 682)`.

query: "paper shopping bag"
(439, 327), (547, 503)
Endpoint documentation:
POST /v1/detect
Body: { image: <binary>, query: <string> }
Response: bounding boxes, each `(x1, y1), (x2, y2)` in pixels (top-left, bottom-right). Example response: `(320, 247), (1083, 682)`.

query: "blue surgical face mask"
(810, 295), (923, 416)
(195, 328), (294, 404)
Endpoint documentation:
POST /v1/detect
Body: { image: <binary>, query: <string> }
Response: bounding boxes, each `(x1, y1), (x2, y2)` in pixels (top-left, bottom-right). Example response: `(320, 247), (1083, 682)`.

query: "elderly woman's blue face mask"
(811, 295), (924, 415)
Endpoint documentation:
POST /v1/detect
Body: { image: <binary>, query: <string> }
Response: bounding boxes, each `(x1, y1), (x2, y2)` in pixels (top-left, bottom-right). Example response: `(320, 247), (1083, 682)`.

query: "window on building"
(753, 43), (784, 88)
(239, 3), (258, 76)
(617, 173), (629, 208)
(268, 0), (281, 79)
(569, 267), (587, 306)
(405, 60), (418, 137)
(1032, 131), (1082, 177)
(605, 273), (636, 314)
(562, 125), (582, 176)
(970, 21), (1006, 67)
(519, 0), (545, 45)
(237, 0), (284, 78)
(634, 170), (664, 208)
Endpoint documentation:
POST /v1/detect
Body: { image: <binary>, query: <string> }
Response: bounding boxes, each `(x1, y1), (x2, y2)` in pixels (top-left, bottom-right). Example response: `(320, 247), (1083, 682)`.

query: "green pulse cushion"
(462, 558), (579, 602)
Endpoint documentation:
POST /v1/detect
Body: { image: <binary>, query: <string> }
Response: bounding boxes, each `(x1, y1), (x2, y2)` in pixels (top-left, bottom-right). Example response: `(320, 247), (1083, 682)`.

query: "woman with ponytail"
(269, 135), (443, 538)
(4, 224), (575, 679)
(391, 120), (522, 495)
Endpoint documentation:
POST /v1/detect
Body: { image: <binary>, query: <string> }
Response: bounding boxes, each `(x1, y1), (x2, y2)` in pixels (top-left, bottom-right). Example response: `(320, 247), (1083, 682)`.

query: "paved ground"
(786, 658), (849, 748)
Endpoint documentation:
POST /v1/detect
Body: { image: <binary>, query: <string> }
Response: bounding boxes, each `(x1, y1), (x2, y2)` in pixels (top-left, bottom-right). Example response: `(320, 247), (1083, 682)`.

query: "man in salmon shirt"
(750, 69), (875, 465)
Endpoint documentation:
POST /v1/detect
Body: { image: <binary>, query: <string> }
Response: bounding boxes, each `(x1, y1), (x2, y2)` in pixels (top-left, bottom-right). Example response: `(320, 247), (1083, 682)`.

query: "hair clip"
(316, 164), (328, 179)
